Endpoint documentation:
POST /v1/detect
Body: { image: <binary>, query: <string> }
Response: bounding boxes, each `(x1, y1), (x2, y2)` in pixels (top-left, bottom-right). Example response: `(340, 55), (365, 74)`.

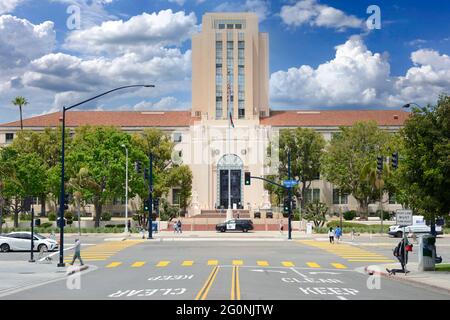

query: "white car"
(388, 215), (443, 238)
(0, 232), (58, 252)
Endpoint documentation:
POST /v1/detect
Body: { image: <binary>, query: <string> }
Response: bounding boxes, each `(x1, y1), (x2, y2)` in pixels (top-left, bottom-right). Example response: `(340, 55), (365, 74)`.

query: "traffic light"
(377, 156), (383, 175)
(283, 198), (290, 214)
(392, 152), (398, 170)
(134, 161), (142, 174)
(143, 199), (150, 212)
(64, 194), (70, 210)
(144, 168), (149, 180)
(245, 172), (251, 185)
(153, 198), (159, 212)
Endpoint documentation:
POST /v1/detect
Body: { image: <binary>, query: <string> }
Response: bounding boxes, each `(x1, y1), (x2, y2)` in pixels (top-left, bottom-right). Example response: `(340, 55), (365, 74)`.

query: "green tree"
(66, 126), (138, 227)
(167, 165), (193, 215)
(11, 96), (28, 130)
(267, 128), (326, 209)
(396, 96), (450, 223)
(321, 121), (397, 219)
(303, 200), (329, 227)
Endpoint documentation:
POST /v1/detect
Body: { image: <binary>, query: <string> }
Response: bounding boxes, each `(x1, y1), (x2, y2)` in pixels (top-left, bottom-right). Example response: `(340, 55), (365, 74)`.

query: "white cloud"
(0, 0), (24, 14)
(130, 96), (188, 110)
(64, 9), (198, 55)
(280, 0), (363, 31)
(0, 15), (55, 69)
(168, 0), (186, 5)
(270, 36), (450, 108)
(215, 0), (270, 22)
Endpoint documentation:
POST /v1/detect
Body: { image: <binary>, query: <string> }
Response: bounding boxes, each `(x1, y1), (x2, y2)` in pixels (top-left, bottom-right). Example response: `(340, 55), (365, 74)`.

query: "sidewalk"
(365, 262), (450, 295)
(0, 260), (93, 297)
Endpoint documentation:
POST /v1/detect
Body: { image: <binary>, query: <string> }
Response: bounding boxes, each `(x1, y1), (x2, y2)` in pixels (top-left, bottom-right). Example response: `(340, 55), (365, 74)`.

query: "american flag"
(227, 80), (234, 128)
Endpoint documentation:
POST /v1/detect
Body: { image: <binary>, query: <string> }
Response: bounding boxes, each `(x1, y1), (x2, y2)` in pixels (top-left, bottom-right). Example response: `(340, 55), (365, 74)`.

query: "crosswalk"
(64, 240), (144, 263)
(298, 240), (395, 263)
(103, 259), (349, 269)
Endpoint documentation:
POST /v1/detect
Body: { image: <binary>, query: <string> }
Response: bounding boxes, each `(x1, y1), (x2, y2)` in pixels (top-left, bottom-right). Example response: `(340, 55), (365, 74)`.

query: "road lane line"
(106, 262), (122, 268)
(306, 262), (321, 268)
(331, 263), (347, 269)
(156, 261), (170, 267)
(257, 260), (269, 266)
(289, 267), (308, 278)
(232, 260), (243, 266)
(182, 260), (194, 266)
(281, 261), (295, 267)
(231, 266), (236, 300)
(207, 260), (218, 266)
(131, 261), (146, 268)
(236, 266), (241, 300)
(195, 266), (219, 300)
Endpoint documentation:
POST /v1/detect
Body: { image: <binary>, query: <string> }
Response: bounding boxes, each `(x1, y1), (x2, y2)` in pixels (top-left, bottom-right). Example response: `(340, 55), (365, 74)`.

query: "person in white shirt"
(328, 227), (335, 244)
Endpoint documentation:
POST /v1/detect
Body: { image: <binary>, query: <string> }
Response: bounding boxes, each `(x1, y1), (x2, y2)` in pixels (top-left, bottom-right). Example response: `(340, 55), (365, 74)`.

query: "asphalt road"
(1, 238), (449, 300)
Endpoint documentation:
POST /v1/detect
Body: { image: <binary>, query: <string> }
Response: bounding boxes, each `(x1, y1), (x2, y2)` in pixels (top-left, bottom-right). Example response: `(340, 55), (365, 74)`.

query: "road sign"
(283, 180), (298, 187)
(396, 209), (413, 226)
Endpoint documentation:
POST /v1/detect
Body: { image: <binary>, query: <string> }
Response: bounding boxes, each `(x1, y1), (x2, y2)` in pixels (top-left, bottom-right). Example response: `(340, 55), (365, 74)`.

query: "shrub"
(48, 213), (56, 221)
(101, 212), (112, 221)
(375, 210), (391, 221)
(65, 212), (74, 225)
(343, 210), (357, 221)
(20, 213), (32, 221)
(40, 222), (53, 228)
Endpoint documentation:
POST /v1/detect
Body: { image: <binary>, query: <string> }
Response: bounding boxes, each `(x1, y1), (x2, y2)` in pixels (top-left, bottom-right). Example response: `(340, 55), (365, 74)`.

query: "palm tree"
(11, 96), (28, 130)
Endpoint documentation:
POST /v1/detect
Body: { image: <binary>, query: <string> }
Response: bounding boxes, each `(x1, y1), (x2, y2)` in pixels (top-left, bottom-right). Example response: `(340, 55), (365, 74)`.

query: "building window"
(5, 133), (14, 143)
(219, 23), (225, 29)
(389, 193), (397, 204)
(227, 24), (233, 29)
(238, 32), (244, 40)
(173, 132), (182, 143)
(333, 189), (348, 205)
(313, 171), (320, 180)
(238, 108), (245, 119)
(172, 189), (181, 206)
(235, 24), (242, 29)
(304, 188), (320, 203)
(216, 100), (223, 119)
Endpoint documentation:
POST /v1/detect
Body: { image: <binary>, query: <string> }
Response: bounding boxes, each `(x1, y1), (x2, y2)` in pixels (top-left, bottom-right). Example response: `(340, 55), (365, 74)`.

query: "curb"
(65, 265), (89, 275)
(364, 265), (450, 295)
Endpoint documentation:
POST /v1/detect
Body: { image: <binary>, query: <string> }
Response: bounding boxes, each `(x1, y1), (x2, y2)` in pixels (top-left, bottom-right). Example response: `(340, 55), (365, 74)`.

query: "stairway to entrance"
(197, 209), (251, 218)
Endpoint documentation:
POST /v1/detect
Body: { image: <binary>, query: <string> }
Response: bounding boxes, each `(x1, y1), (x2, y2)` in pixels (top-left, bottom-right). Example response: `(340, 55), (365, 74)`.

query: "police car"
(216, 219), (254, 233)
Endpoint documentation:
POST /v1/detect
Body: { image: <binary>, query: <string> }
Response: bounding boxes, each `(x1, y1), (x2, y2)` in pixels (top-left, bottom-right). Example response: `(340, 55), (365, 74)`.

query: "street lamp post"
(121, 144), (129, 234)
(57, 85), (155, 267)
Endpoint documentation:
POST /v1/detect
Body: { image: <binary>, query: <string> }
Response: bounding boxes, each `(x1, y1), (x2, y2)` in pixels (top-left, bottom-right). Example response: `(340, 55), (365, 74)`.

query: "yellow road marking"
(306, 262), (321, 268)
(331, 263), (347, 269)
(131, 261), (146, 267)
(207, 260), (218, 266)
(106, 262), (122, 268)
(156, 261), (170, 267)
(232, 260), (243, 266)
(281, 261), (295, 267)
(195, 266), (219, 300)
(257, 260), (269, 266)
(231, 266), (241, 300)
(348, 259), (395, 262)
(182, 260), (194, 266)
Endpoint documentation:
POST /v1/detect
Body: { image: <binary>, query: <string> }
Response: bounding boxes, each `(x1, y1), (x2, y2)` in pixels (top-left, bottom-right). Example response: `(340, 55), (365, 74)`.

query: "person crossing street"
(70, 238), (84, 266)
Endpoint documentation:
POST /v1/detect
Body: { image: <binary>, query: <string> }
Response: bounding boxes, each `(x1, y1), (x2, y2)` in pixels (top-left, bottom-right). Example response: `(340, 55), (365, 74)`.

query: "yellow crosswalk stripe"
(156, 261), (170, 267)
(348, 259), (395, 262)
(106, 262), (122, 268)
(182, 260), (194, 266)
(131, 261), (146, 268)
(306, 262), (321, 268)
(207, 260), (218, 266)
(331, 263), (347, 269)
(232, 260), (243, 266)
(257, 260), (269, 266)
(281, 261), (295, 267)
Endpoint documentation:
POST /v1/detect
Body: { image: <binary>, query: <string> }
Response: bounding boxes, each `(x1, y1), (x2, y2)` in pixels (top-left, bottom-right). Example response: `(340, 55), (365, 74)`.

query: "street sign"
(283, 180), (298, 188)
(396, 209), (413, 226)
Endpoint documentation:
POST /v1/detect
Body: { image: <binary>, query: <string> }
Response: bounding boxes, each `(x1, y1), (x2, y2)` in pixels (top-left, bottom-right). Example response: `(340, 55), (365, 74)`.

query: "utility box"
(34, 219), (41, 227)
(418, 234), (436, 271)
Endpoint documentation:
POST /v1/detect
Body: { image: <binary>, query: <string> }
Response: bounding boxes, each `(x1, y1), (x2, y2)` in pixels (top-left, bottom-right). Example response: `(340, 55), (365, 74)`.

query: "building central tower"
(192, 13), (269, 121)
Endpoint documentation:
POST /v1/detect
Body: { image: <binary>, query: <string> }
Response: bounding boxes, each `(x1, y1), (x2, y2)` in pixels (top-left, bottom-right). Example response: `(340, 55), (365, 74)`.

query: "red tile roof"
(0, 111), (198, 128)
(260, 110), (409, 127)
(0, 109), (409, 128)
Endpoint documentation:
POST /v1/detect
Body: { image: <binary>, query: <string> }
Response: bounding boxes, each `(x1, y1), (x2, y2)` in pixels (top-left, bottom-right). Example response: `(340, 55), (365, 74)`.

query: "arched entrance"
(217, 154), (243, 209)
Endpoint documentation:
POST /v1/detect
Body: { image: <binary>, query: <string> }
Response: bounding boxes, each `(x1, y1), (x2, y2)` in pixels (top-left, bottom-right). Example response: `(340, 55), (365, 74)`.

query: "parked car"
(216, 219), (254, 233)
(388, 215), (443, 238)
(0, 232), (58, 252)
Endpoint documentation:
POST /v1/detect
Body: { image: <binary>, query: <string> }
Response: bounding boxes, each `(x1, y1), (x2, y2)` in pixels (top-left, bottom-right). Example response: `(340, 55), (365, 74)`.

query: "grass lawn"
(435, 263), (450, 272)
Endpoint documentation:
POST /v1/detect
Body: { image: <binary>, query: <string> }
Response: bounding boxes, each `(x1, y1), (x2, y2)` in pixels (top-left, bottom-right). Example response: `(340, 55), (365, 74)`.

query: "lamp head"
(402, 103), (411, 109)
(144, 85), (155, 88)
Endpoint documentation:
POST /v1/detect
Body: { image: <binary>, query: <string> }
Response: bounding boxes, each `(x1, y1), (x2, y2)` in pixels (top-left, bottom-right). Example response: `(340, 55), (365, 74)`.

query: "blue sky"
(1, 0), (450, 123)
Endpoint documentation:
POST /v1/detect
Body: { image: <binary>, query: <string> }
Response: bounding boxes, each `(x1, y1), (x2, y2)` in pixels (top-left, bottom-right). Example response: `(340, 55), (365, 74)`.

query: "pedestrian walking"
(173, 220), (178, 233)
(127, 220), (132, 233)
(328, 227), (335, 244)
(70, 238), (84, 266)
(177, 220), (182, 233)
(279, 220), (284, 234)
(335, 226), (342, 243)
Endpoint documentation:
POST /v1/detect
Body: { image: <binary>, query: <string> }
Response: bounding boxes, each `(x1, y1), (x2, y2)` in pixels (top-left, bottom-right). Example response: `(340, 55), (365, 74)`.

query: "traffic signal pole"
(148, 152), (153, 239)
(288, 151), (292, 240)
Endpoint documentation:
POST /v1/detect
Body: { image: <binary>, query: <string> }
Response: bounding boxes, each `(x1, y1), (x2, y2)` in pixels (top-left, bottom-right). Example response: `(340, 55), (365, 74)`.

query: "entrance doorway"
(217, 154), (243, 209)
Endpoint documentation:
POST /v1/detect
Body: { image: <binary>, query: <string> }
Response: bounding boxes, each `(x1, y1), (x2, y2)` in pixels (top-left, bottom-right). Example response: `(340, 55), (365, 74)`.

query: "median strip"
(195, 265), (220, 300)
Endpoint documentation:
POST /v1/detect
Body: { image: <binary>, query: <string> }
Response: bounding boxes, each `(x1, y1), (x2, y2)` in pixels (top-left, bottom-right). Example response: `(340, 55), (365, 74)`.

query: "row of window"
(304, 188), (397, 205)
